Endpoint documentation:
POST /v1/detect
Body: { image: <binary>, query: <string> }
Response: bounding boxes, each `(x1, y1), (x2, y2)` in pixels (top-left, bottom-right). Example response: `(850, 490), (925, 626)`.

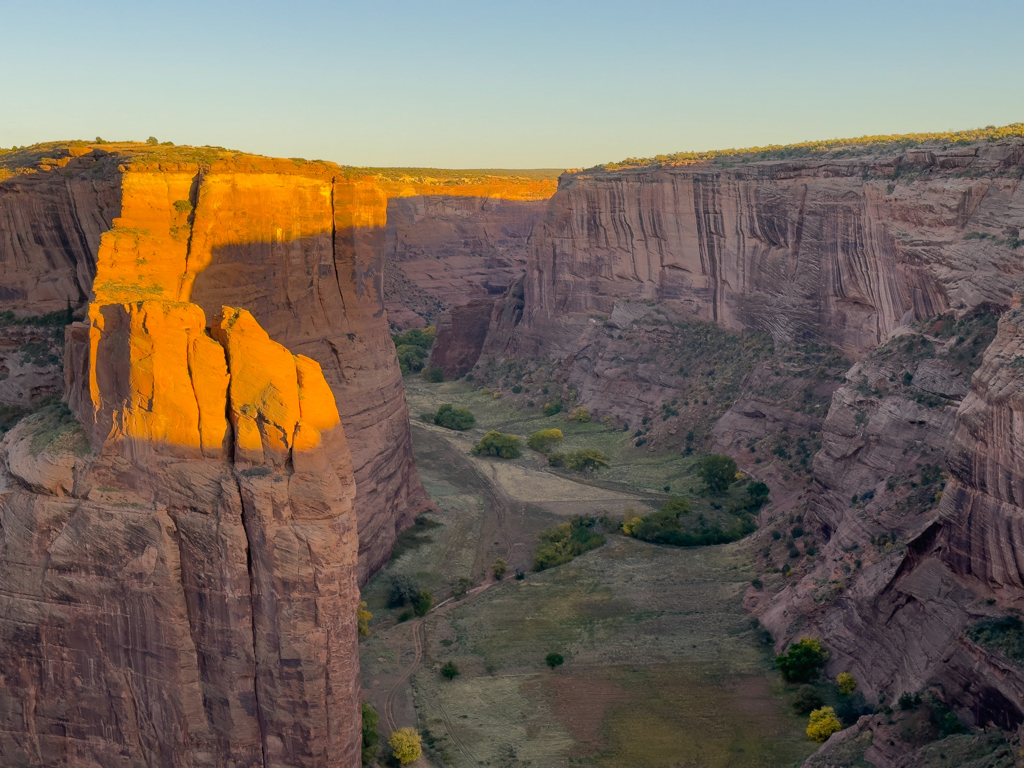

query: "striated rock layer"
(2, 298), (361, 766)
(478, 138), (1024, 367)
(0, 149), (426, 582)
(382, 195), (548, 328)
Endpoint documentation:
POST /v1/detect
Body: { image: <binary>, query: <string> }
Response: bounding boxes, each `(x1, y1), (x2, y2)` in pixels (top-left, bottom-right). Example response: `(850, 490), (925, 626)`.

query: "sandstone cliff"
(1, 299), (361, 766)
(477, 137), (1024, 367)
(0, 144), (427, 581)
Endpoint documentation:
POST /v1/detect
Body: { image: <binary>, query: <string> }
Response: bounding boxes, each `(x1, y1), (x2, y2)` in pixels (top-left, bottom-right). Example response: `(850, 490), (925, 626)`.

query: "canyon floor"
(359, 378), (818, 767)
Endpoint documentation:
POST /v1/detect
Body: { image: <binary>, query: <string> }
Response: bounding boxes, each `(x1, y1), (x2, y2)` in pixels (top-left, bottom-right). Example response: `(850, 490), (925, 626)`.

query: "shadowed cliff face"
(941, 309), (1024, 592)
(382, 195), (548, 328)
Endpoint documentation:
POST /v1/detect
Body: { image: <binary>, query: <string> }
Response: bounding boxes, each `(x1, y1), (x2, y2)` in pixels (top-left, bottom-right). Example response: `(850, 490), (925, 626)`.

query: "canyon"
(3, 127), (1024, 767)
(430, 131), (1024, 757)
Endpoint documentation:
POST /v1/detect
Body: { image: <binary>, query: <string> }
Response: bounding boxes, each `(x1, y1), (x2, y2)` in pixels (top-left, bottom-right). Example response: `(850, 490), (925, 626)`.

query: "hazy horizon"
(3, 0), (1023, 168)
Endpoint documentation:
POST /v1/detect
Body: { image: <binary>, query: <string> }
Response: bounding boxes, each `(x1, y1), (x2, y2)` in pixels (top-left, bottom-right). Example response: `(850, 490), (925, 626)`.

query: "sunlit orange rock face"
(0, 151), (407, 766)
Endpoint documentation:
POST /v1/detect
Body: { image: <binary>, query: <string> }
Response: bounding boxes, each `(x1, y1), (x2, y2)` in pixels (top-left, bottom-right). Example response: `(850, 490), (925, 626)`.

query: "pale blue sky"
(2, 0), (1022, 168)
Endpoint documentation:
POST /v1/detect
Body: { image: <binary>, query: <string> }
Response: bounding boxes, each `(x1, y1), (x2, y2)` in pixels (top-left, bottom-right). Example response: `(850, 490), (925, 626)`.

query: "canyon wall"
(449, 136), (1024, 732)
(474, 139), (1024, 368)
(372, 173), (556, 329)
(382, 195), (548, 328)
(0, 146), (426, 582)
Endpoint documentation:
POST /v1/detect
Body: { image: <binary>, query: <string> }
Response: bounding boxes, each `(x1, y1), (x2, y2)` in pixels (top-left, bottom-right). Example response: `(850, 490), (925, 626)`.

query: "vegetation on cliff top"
(604, 122), (1024, 170)
(0, 140), (560, 198)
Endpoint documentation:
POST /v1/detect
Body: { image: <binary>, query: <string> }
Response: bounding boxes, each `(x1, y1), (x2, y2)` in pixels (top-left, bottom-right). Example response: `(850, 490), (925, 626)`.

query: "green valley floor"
(359, 378), (818, 768)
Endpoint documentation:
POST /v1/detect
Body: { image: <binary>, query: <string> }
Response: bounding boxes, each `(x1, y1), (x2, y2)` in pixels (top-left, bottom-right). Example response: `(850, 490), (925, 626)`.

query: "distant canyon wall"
(381, 191), (552, 329)
(475, 140), (1024, 364)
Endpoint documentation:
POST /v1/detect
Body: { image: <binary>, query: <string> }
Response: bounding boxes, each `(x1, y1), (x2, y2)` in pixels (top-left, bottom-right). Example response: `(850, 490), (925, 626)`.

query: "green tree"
(413, 590), (434, 617)
(533, 516), (606, 571)
(422, 366), (444, 383)
(395, 344), (429, 374)
(389, 727), (422, 764)
(699, 454), (738, 496)
(545, 652), (564, 669)
(776, 638), (830, 683)
(492, 558), (508, 580)
(441, 661), (460, 680)
(564, 448), (610, 474)
(527, 428), (563, 453)
(357, 601), (372, 637)
(361, 703), (380, 763)
(433, 403), (475, 430)
(806, 707), (842, 742)
(746, 481), (771, 510)
(472, 430), (522, 459)
(387, 574), (419, 607)
(146, 136), (159, 145)
(836, 672), (857, 695)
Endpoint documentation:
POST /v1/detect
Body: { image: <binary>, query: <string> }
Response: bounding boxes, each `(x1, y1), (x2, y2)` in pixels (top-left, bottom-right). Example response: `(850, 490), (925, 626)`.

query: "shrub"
(413, 590), (434, 617)
(806, 706), (842, 742)
(422, 366), (444, 383)
(492, 558), (508, 580)
(361, 703), (380, 763)
(392, 327), (435, 349)
(453, 576), (473, 597)
(172, 199), (192, 214)
(625, 495), (755, 549)
(533, 516), (606, 571)
(387, 574), (419, 607)
(699, 454), (738, 495)
(543, 396), (563, 416)
(661, 497), (691, 516)
(389, 727), (422, 764)
(357, 601), (372, 637)
(433, 403), (475, 430)
(965, 615), (1024, 662)
(898, 691), (921, 711)
(776, 638), (829, 683)
(564, 448), (610, 474)
(545, 652), (564, 669)
(745, 481), (770, 511)
(547, 452), (566, 467)
(441, 661), (460, 680)
(836, 672), (856, 695)
(793, 685), (825, 714)
(472, 431), (522, 459)
(568, 406), (591, 422)
(146, 136), (159, 145)
(527, 428), (563, 453)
